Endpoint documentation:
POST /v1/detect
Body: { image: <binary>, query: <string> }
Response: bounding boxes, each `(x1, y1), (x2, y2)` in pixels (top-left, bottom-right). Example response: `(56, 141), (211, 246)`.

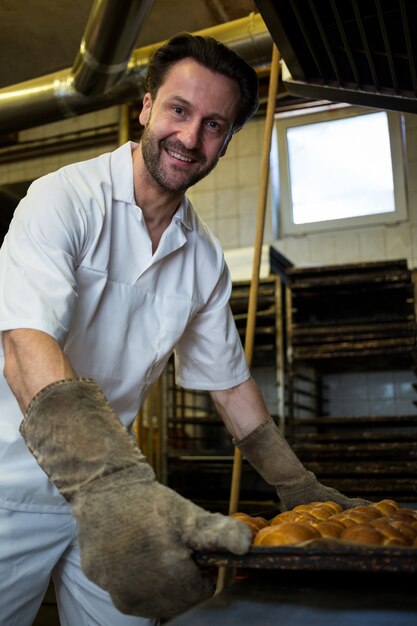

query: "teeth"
(168, 150), (192, 163)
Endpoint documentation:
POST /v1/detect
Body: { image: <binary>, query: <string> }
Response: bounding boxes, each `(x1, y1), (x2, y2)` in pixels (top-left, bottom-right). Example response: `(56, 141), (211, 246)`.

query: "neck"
(132, 145), (184, 253)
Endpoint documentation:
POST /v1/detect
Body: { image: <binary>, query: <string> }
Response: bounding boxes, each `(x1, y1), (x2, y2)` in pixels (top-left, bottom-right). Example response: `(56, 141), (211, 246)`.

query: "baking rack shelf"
(285, 260), (417, 501)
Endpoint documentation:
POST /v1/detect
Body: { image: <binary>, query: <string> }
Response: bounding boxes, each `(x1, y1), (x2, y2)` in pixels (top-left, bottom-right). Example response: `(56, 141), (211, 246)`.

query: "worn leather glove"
(20, 379), (252, 619)
(235, 418), (369, 511)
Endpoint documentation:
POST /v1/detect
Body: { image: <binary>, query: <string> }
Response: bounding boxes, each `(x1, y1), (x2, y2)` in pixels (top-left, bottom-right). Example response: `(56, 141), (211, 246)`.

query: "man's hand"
(20, 379), (252, 619)
(236, 418), (369, 511)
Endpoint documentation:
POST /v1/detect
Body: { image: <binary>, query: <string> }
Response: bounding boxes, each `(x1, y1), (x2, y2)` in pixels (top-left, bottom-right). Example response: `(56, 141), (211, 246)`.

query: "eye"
(173, 106), (184, 115)
(206, 120), (221, 131)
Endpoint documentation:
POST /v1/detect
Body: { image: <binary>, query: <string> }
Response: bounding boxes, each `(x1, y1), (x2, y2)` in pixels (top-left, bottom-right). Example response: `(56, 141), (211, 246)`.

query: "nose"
(178, 119), (201, 150)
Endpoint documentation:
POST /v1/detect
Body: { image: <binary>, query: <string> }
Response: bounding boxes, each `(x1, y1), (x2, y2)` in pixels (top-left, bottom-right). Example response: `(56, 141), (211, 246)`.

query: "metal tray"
(194, 539), (417, 574)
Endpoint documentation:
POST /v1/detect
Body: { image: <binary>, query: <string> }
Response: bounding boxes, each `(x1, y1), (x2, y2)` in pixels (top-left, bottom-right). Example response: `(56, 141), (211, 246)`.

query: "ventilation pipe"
(0, 11), (272, 135)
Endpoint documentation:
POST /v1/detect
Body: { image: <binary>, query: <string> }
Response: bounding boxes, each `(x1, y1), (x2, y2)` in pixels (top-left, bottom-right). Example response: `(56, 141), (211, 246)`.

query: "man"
(0, 34), (365, 625)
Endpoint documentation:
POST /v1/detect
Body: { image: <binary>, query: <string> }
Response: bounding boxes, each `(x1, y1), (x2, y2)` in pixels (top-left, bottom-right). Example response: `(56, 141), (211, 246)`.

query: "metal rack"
(164, 275), (286, 513)
(285, 259), (417, 501)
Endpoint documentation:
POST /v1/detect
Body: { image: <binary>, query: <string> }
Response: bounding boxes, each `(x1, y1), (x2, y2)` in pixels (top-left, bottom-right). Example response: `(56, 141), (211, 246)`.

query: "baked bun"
(270, 510), (314, 525)
(230, 512), (269, 538)
(254, 522), (320, 546)
(341, 524), (384, 546)
(349, 505), (382, 520)
(309, 520), (344, 539)
(372, 499), (401, 516)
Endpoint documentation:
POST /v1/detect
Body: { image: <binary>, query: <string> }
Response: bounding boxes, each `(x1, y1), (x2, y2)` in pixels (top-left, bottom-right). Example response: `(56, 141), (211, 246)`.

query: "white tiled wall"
(1, 103), (416, 421)
(324, 370), (417, 417)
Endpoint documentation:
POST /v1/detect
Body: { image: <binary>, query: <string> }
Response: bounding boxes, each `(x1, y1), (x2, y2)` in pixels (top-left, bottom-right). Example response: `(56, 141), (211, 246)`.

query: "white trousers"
(0, 506), (158, 626)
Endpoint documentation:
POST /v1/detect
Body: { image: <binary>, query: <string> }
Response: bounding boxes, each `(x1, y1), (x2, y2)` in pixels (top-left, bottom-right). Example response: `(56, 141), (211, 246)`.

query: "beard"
(140, 125), (219, 193)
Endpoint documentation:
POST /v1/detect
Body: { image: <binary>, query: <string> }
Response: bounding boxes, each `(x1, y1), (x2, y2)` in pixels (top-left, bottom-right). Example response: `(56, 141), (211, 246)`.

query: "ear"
(139, 93), (153, 126)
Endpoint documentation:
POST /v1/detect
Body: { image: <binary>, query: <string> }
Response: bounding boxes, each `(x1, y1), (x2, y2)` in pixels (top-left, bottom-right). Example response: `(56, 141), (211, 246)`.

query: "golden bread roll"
(350, 505), (382, 520)
(322, 501), (343, 514)
(369, 518), (411, 546)
(254, 522), (320, 546)
(372, 499), (400, 516)
(308, 507), (333, 521)
(390, 509), (417, 526)
(329, 513), (358, 528)
(344, 511), (374, 524)
(230, 513), (268, 538)
(270, 510), (314, 525)
(252, 516), (270, 530)
(341, 524), (384, 546)
(309, 520), (344, 539)
(388, 520), (417, 543)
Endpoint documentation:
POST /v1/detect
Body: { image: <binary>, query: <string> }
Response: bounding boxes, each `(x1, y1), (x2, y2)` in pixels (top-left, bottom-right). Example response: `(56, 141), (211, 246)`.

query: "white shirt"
(0, 141), (250, 512)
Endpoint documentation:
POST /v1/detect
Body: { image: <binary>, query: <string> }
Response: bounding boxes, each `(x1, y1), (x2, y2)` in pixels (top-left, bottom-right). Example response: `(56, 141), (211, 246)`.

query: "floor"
(32, 583), (60, 626)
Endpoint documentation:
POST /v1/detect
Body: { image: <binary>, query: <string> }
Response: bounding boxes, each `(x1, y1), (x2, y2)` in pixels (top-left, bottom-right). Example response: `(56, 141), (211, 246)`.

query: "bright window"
(275, 106), (408, 236)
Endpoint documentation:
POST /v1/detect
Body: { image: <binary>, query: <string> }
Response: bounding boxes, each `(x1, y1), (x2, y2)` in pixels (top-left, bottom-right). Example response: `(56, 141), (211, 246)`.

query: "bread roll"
(341, 524), (384, 546)
(350, 505), (382, 520)
(254, 522), (320, 546)
(370, 518), (411, 546)
(230, 512), (268, 539)
(388, 520), (417, 543)
(270, 510), (314, 525)
(308, 507), (333, 521)
(372, 499), (400, 516)
(329, 513), (358, 528)
(309, 520), (344, 539)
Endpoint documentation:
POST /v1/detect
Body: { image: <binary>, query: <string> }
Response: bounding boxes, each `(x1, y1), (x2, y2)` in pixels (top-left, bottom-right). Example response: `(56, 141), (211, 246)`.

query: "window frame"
(275, 104), (408, 236)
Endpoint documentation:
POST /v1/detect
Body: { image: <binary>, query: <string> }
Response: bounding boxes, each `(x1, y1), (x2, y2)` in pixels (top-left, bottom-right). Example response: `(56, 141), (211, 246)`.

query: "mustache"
(161, 140), (206, 164)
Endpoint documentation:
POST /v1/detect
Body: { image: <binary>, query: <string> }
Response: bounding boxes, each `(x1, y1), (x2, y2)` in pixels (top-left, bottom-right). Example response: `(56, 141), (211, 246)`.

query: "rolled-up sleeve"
(174, 264), (250, 391)
(0, 175), (82, 345)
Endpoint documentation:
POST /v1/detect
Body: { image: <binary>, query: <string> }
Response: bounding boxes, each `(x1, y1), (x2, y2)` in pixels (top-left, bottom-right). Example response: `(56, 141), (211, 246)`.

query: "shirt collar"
(110, 141), (194, 231)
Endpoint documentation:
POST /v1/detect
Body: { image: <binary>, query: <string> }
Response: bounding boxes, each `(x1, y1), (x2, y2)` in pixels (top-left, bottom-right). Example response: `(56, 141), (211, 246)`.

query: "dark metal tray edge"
(194, 540), (417, 573)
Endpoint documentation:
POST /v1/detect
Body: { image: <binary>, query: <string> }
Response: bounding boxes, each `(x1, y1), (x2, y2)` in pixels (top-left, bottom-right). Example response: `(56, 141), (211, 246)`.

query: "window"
(274, 105), (408, 236)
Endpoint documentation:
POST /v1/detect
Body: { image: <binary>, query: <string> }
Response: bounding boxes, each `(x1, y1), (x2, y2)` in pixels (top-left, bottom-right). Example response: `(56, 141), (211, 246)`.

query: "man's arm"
(2, 328), (76, 413)
(211, 377), (368, 511)
(210, 377), (269, 440)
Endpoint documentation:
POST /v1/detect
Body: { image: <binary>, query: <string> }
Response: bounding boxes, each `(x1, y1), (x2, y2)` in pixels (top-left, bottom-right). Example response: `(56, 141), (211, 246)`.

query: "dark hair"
(145, 33), (259, 132)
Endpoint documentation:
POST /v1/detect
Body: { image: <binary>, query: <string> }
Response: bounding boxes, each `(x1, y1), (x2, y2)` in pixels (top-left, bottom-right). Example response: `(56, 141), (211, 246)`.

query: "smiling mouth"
(166, 148), (193, 163)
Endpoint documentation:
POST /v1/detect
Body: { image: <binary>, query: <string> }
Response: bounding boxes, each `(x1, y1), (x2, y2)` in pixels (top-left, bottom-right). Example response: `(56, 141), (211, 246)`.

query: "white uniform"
(0, 141), (250, 625)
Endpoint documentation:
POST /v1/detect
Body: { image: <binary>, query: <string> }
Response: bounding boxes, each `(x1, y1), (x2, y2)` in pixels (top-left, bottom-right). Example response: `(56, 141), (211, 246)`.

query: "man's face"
(139, 58), (240, 194)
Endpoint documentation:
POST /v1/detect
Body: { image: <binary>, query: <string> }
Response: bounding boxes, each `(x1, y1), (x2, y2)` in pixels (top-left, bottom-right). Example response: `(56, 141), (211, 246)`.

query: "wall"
(1, 104), (416, 418)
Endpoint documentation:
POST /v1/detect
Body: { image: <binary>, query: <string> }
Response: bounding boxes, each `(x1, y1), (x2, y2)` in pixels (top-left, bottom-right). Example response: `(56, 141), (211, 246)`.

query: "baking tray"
(194, 539), (417, 574)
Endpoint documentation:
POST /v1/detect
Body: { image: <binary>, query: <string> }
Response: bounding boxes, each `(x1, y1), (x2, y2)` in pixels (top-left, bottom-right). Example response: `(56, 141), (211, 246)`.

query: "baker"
(0, 33), (366, 626)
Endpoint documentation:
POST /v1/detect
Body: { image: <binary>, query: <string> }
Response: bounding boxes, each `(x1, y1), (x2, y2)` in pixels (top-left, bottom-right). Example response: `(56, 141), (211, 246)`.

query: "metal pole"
(228, 44), (281, 515)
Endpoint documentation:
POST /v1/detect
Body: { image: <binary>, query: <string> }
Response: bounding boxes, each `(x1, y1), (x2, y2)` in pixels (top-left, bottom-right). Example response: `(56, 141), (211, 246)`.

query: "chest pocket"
(65, 266), (198, 385)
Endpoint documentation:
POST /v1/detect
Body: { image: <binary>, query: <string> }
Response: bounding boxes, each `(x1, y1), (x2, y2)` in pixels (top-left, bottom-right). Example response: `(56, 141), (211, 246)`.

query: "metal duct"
(0, 13), (272, 136)
(72, 0), (154, 96)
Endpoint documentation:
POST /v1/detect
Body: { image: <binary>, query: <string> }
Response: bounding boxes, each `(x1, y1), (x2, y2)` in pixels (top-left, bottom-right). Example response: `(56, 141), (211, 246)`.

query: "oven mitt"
(235, 418), (369, 511)
(20, 379), (252, 619)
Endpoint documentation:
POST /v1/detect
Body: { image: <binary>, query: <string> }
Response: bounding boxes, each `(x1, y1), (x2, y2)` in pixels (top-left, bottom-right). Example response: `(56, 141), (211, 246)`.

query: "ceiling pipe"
(72, 0), (154, 96)
(0, 13), (272, 136)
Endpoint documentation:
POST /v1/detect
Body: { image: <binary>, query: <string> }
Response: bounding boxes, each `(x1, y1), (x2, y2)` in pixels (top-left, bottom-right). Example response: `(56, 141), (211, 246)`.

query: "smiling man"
(0, 33), (366, 626)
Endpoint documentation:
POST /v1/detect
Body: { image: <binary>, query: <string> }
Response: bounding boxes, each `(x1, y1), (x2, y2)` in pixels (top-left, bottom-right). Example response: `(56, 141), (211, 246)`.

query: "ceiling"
(0, 0), (258, 90)
(255, 0), (417, 114)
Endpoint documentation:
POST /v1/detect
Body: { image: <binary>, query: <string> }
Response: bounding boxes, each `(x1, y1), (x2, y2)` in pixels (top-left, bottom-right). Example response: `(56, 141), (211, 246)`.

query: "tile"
(234, 118), (263, 156)
(216, 216), (240, 250)
(237, 154), (261, 187)
(217, 187), (239, 219)
(395, 399), (417, 415)
(358, 227), (386, 261)
(308, 233), (336, 266)
(334, 231), (361, 264)
(368, 398), (397, 416)
(275, 236), (310, 267)
(384, 223), (412, 260)
(393, 370), (416, 399)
